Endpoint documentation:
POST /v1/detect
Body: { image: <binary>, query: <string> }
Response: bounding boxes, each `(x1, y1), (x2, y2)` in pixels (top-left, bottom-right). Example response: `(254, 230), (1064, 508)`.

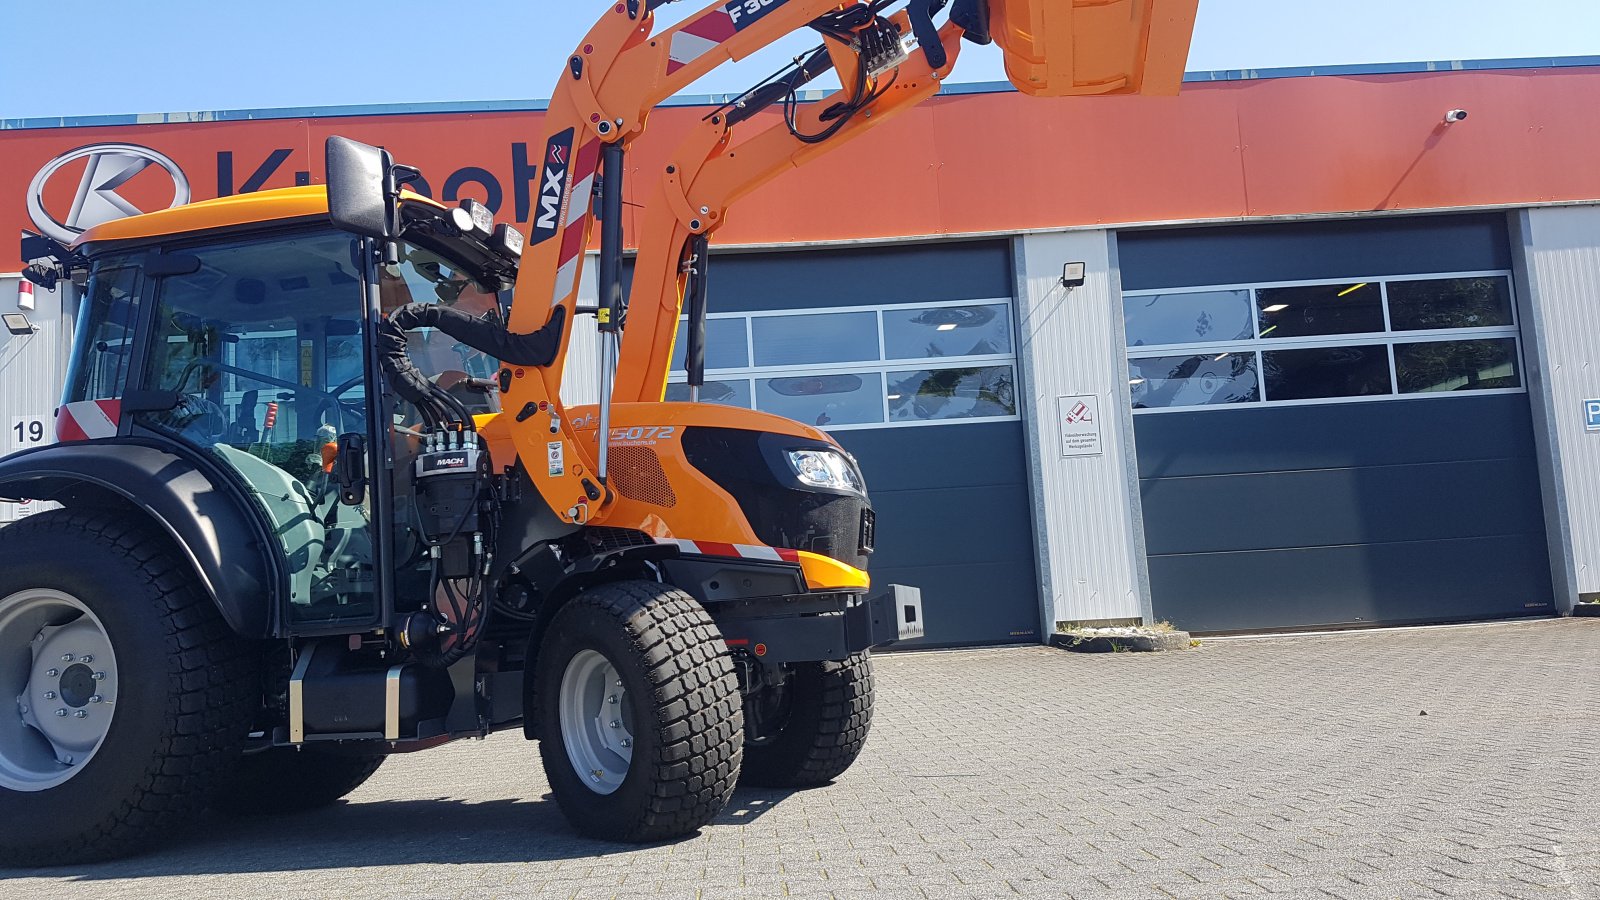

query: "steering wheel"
(168, 359), (368, 438)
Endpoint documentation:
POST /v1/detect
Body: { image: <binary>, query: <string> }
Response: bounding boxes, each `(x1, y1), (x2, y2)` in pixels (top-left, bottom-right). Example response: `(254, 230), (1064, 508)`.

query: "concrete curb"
(1050, 631), (1193, 653)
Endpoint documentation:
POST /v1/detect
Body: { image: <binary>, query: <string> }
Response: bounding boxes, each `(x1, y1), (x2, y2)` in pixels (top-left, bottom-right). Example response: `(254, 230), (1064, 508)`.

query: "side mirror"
(335, 432), (368, 506)
(325, 136), (395, 241)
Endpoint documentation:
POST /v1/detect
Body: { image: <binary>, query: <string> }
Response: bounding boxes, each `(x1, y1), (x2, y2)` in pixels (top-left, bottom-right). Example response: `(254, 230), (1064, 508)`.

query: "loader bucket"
(987, 0), (1200, 97)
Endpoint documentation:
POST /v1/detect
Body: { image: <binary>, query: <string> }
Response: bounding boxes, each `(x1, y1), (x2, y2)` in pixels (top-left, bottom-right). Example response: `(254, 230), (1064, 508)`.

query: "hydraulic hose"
(377, 303), (568, 428)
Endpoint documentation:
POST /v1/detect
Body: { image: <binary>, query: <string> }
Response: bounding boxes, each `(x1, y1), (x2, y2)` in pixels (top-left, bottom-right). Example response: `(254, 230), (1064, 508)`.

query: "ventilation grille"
(609, 446), (678, 508)
(581, 527), (657, 553)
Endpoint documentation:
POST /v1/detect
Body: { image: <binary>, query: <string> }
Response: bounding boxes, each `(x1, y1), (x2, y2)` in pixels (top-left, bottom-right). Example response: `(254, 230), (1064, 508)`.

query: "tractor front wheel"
(740, 653), (875, 788)
(535, 581), (742, 842)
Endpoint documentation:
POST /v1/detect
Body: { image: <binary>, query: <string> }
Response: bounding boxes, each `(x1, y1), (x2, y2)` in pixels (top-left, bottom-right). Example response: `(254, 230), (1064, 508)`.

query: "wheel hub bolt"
(90, 695), (103, 704)
(608, 694), (617, 704)
(91, 672), (105, 681)
(73, 710), (87, 719)
(80, 655), (93, 664)
(45, 668), (58, 678)
(43, 691), (56, 700)
(61, 654), (74, 662)
(54, 709), (67, 717)
(621, 739), (632, 748)
(610, 719), (620, 728)
(63, 755), (73, 765)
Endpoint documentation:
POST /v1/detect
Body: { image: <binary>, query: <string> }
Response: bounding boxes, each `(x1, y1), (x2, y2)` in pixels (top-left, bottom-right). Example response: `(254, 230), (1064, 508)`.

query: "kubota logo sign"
(26, 143), (191, 244)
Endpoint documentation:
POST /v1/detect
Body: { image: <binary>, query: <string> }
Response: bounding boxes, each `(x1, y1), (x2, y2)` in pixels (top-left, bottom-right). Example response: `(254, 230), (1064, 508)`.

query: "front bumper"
(713, 584), (925, 665)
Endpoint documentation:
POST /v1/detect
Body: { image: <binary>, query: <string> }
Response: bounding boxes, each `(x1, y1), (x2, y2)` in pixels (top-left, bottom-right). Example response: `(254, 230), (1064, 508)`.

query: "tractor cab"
(47, 187), (520, 635)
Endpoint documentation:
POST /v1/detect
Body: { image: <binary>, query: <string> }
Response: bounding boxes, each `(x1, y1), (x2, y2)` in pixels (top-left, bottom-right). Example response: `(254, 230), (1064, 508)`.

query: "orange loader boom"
(499, 0), (1198, 527)
(609, 0), (1200, 403)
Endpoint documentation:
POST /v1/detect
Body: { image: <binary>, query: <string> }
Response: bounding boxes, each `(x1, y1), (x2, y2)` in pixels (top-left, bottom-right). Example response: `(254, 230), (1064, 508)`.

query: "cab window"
(380, 245), (505, 414)
(64, 259), (141, 404)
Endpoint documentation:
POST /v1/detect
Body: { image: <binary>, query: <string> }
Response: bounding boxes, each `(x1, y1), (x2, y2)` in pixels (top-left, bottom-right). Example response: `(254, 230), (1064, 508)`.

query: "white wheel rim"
(0, 589), (119, 791)
(558, 649), (633, 795)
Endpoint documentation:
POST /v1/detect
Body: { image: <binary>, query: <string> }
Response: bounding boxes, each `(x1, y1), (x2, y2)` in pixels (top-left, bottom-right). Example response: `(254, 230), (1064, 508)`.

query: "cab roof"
(71, 186), (446, 251)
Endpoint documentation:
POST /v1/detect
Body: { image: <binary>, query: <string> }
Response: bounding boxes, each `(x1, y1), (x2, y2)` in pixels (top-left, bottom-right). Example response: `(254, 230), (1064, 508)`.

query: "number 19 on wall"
(9, 417), (48, 452)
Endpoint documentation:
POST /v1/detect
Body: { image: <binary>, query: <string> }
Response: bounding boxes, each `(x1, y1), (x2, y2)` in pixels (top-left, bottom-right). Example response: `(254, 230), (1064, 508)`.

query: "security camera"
(1443, 108), (1468, 125)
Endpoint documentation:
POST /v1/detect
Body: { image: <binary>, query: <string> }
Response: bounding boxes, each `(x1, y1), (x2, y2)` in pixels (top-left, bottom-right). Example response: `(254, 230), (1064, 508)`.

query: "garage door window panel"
(883, 303), (1013, 359)
(1387, 276), (1514, 331)
(1395, 338), (1521, 393)
(1130, 352), (1260, 409)
(756, 373), (884, 427)
(1257, 282), (1384, 339)
(751, 312), (878, 367)
(1125, 290), (1254, 348)
(1264, 345), (1393, 401)
(887, 366), (1016, 421)
(668, 317), (749, 371)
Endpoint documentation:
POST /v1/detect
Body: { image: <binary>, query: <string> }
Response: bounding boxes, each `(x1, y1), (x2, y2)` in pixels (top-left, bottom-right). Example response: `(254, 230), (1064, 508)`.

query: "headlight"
(786, 448), (865, 496)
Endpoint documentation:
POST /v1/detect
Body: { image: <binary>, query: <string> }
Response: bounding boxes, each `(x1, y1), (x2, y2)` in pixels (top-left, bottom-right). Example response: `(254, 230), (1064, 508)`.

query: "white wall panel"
(0, 275), (72, 522)
(557, 252), (601, 408)
(1513, 205), (1600, 607)
(1013, 231), (1151, 629)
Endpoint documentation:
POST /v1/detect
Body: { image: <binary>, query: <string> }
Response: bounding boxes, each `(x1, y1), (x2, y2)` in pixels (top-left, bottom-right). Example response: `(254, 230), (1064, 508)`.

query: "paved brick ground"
(4, 618), (1597, 900)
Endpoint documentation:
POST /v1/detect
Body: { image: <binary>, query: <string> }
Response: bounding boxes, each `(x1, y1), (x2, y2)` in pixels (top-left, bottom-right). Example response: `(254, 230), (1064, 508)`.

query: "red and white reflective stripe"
(666, 10), (736, 75)
(656, 537), (800, 563)
(55, 399), (121, 442)
(551, 138), (602, 307)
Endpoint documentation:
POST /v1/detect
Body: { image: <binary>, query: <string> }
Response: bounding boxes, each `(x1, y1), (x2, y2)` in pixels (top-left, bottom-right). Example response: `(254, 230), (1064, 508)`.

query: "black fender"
(512, 539), (678, 738)
(0, 442), (279, 637)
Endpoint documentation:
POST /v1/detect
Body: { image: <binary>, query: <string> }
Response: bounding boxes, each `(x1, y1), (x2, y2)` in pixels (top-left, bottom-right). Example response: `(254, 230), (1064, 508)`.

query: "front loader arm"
(613, 18), (964, 404)
(502, 0), (883, 525)
(498, 0), (1197, 526)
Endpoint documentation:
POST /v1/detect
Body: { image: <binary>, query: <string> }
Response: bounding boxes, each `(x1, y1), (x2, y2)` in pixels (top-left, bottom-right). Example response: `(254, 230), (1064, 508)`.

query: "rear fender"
(0, 442), (279, 637)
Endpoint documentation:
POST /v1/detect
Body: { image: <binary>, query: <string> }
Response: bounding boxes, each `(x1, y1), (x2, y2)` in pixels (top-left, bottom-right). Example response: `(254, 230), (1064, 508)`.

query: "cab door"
(131, 230), (381, 630)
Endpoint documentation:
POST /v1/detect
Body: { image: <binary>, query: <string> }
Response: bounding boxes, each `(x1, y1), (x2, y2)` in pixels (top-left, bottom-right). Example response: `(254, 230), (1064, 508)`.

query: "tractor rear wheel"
(0, 509), (257, 865)
(212, 746), (387, 815)
(535, 581), (742, 842)
(740, 653), (874, 788)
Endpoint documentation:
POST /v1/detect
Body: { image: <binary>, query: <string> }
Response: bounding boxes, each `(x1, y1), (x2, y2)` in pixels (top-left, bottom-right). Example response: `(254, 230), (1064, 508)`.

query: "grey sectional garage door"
(660, 240), (1040, 647)
(1119, 214), (1554, 632)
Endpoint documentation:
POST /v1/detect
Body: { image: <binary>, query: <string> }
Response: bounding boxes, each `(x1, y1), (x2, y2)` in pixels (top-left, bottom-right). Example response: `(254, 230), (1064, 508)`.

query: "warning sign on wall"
(1058, 395), (1103, 458)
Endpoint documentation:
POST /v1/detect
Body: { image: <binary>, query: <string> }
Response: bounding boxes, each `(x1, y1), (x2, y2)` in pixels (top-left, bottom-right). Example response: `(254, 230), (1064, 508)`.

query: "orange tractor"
(0, 0), (1196, 863)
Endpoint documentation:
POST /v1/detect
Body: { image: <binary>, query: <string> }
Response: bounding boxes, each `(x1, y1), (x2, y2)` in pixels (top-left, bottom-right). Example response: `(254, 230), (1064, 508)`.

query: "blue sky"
(2, 0), (1596, 119)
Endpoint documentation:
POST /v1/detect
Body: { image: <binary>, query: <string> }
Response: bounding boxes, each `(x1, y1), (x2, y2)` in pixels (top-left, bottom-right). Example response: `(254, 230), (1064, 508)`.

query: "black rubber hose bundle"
(377, 303), (568, 427)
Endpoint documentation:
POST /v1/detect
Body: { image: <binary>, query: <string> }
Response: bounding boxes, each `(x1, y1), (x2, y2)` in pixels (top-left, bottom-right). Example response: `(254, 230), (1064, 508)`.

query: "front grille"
(681, 426), (872, 571)
(580, 527), (657, 553)
(608, 445), (678, 507)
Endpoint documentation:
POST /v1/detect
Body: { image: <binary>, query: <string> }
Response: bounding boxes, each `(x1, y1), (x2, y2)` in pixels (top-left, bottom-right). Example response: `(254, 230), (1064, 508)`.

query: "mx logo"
(26, 143), (190, 244)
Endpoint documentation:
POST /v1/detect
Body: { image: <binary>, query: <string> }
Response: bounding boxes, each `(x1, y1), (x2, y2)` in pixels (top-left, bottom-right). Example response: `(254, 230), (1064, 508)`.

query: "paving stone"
(3, 618), (1598, 900)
